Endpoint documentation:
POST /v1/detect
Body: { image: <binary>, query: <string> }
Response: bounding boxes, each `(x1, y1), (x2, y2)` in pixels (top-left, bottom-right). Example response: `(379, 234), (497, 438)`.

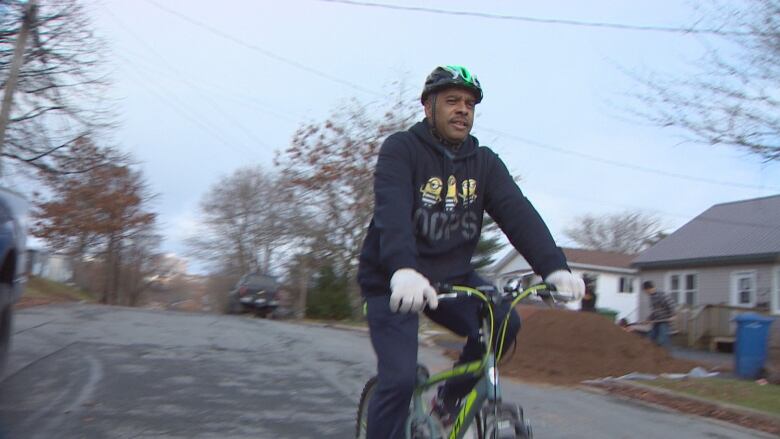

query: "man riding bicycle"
(357, 65), (584, 439)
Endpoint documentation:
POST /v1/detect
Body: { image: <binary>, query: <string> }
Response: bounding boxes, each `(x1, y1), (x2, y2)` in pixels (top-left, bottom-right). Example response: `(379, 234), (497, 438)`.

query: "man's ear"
(423, 97), (433, 119)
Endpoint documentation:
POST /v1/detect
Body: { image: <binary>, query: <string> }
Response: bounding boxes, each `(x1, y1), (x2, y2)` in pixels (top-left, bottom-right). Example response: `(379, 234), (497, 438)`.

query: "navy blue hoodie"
(357, 120), (568, 296)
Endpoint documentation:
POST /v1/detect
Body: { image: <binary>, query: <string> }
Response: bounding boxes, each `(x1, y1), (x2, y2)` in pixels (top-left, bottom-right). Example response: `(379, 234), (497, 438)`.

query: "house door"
(730, 270), (757, 308)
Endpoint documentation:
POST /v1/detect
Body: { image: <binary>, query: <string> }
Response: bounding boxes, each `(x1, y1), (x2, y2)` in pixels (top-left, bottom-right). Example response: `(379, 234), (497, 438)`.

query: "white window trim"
(666, 271), (698, 306)
(730, 270), (758, 308)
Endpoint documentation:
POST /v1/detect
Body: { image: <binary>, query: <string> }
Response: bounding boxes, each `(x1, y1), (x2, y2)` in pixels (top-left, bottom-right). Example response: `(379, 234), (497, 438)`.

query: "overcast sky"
(71, 0), (780, 273)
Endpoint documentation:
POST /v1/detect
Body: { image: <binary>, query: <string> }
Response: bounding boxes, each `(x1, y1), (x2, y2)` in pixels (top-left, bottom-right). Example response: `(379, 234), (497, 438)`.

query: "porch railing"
(674, 304), (772, 349)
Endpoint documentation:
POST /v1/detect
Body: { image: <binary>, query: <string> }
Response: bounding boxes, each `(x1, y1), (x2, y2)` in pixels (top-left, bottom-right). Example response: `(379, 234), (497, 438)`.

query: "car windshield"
(243, 275), (278, 290)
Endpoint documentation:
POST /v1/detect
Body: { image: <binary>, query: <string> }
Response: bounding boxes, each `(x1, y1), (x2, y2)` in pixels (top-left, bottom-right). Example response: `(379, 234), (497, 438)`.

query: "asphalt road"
(0, 304), (773, 439)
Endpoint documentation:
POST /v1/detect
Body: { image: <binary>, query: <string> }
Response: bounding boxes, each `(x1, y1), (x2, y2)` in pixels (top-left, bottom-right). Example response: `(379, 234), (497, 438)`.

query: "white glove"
(544, 270), (585, 301)
(389, 268), (439, 313)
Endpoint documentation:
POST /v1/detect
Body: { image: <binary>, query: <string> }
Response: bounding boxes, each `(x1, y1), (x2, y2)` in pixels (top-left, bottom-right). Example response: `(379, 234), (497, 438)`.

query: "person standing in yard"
(580, 274), (597, 312)
(642, 280), (676, 347)
(357, 65), (585, 439)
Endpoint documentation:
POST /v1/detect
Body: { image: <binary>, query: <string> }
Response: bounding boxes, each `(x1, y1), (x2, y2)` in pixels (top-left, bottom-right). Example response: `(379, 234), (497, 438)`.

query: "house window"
(668, 273), (697, 306)
(619, 276), (634, 293)
(738, 278), (751, 303)
(684, 274), (697, 307)
(731, 271), (756, 307)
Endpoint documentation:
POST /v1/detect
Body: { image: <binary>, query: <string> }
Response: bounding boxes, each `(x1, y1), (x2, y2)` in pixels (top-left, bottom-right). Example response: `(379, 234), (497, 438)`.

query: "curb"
(577, 383), (779, 439)
(618, 380), (780, 423)
(583, 379), (780, 437)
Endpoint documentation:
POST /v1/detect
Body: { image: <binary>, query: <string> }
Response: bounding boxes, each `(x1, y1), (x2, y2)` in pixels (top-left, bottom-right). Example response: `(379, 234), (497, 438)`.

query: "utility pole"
(0, 0), (38, 179)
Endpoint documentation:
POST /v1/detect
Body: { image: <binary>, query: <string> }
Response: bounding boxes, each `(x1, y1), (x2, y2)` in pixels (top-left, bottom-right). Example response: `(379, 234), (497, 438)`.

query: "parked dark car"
(227, 272), (280, 318)
(0, 188), (27, 377)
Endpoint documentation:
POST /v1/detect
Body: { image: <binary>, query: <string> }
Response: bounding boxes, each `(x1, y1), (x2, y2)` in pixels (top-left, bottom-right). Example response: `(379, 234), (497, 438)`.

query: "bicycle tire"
(480, 402), (532, 439)
(356, 369), (439, 439)
(470, 411), (485, 439)
(356, 376), (378, 439)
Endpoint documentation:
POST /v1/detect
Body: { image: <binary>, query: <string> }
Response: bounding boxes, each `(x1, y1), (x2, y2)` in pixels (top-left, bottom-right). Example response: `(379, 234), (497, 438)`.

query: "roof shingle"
(633, 195), (780, 266)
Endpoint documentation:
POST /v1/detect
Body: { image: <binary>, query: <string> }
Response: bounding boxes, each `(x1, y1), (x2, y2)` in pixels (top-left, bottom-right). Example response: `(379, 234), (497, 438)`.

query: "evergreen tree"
(305, 264), (352, 320)
(471, 216), (506, 271)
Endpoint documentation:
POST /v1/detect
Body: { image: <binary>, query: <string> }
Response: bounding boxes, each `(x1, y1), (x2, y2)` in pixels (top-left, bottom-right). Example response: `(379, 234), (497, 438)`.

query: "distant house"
(633, 194), (780, 318)
(144, 253), (189, 289)
(26, 248), (73, 283)
(490, 247), (639, 321)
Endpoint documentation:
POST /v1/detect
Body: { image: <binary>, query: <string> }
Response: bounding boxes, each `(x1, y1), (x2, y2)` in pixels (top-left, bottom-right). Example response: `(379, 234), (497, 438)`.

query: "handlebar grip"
(550, 291), (576, 302)
(537, 287), (577, 303)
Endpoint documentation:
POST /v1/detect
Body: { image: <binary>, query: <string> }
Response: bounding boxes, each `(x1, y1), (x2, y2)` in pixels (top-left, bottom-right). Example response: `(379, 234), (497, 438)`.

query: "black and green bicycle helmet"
(420, 65), (483, 104)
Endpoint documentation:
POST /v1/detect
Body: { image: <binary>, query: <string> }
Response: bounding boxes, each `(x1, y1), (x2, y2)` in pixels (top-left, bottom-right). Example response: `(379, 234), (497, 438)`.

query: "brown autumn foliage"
(274, 91), (417, 314)
(32, 143), (157, 305)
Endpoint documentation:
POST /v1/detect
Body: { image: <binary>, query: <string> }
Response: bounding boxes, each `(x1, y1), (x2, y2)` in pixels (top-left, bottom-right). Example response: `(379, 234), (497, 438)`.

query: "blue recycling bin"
(733, 313), (775, 379)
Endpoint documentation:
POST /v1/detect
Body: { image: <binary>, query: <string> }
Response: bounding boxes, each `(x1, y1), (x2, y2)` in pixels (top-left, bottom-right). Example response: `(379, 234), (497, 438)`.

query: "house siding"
(639, 263), (777, 319)
(495, 255), (532, 278)
(773, 265), (780, 315)
(591, 273), (639, 321)
(492, 252), (639, 322)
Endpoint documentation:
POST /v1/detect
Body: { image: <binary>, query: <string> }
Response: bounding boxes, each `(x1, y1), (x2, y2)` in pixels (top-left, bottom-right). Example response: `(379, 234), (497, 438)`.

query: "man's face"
(424, 88), (477, 144)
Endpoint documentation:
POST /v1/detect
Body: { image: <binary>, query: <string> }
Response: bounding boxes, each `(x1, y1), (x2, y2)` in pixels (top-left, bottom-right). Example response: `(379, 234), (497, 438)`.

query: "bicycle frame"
(405, 283), (551, 439)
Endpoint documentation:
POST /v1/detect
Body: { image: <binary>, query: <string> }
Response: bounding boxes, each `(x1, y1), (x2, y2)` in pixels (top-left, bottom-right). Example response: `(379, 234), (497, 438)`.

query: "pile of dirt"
(497, 307), (704, 385)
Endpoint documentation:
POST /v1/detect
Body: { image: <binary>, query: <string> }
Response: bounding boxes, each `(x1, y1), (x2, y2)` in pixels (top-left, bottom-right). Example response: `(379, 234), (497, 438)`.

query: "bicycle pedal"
(429, 396), (456, 428)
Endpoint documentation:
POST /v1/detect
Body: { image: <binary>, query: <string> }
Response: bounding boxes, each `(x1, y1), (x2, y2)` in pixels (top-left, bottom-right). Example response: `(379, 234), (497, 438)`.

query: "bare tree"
(120, 230), (165, 306)
(564, 211), (666, 254)
(629, 0), (779, 161)
(186, 165), (297, 277)
(274, 89), (417, 313)
(1, 0), (122, 175)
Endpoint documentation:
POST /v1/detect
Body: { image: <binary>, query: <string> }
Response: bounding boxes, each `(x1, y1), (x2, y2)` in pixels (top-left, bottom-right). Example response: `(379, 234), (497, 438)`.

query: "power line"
(136, 0), (777, 194)
(479, 126), (780, 192)
(143, 0), (381, 97)
(103, 5), (306, 124)
(117, 53), (262, 160)
(104, 7), (281, 154)
(525, 181), (780, 232)
(312, 0), (758, 36)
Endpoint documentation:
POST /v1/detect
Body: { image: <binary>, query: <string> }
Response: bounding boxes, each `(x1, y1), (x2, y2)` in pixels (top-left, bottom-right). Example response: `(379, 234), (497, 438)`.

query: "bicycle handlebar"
(431, 280), (577, 365)
(433, 282), (577, 305)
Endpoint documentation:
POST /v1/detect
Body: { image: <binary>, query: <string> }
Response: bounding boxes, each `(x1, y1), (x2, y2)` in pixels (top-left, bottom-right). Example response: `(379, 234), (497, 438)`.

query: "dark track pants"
(364, 278), (521, 439)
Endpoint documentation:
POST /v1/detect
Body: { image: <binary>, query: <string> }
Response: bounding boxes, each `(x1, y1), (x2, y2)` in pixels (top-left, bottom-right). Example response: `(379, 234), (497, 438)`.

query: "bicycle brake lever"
(539, 292), (557, 306)
(433, 282), (452, 294)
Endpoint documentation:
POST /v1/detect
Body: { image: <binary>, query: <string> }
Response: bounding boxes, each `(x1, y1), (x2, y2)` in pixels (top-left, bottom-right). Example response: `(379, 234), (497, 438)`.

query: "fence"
(674, 304), (773, 350)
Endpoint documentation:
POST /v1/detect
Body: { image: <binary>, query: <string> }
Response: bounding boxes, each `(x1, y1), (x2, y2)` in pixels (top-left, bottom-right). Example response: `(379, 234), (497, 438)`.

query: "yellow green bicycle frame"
(405, 283), (549, 439)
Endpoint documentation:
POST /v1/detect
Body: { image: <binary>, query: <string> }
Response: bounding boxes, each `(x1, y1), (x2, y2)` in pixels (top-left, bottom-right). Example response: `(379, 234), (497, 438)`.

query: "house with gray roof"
(633, 194), (780, 318)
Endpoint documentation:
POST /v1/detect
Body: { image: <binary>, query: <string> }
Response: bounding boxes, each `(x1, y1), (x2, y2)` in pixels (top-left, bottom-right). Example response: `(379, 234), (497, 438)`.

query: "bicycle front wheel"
(480, 403), (532, 439)
(466, 411), (484, 439)
(356, 376), (377, 439)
